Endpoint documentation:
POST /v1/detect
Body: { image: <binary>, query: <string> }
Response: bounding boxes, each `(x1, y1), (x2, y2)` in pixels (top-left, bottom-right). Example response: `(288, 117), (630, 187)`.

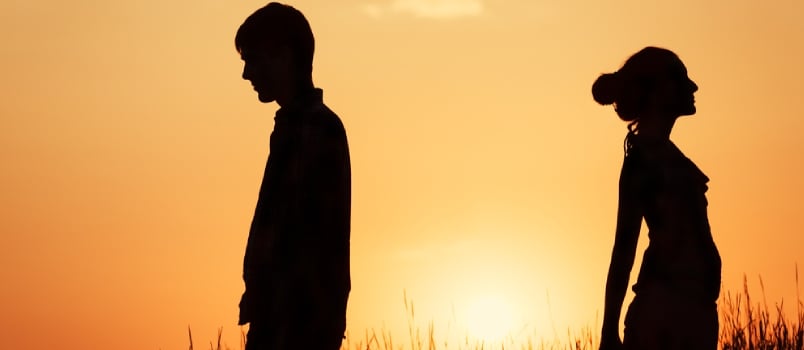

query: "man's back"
(241, 88), (351, 349)
(235, 3), (351, 348)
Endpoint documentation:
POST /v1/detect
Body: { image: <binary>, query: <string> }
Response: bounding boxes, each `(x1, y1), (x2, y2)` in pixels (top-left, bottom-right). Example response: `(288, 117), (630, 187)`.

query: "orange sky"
(1, 0), (803, 349)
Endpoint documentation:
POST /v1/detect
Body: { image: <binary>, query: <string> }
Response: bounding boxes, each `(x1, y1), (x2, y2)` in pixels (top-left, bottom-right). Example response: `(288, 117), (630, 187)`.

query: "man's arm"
(239, 154), (276, 325)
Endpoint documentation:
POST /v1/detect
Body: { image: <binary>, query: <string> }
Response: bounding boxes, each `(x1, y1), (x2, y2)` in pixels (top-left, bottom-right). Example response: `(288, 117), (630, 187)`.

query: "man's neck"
(276, 80), (315, 108)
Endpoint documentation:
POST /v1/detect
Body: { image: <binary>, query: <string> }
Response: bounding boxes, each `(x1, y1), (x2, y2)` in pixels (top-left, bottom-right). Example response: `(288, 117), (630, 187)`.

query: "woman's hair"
(235, 2), (315, 76)
(592, 46), (680, 122)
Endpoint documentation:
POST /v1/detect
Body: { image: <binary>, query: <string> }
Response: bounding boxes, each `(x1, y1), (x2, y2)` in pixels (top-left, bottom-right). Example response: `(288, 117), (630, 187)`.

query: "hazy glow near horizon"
(464, 295), (518, 340)
(1, 1), (803, 349)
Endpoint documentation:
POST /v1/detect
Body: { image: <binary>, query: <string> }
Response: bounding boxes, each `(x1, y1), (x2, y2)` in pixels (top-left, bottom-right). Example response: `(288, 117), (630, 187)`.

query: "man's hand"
(238, 291), (252, 326)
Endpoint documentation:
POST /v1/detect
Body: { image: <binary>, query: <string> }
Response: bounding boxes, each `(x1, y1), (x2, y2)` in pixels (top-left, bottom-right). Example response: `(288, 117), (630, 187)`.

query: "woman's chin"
(680, 105), (697, 116)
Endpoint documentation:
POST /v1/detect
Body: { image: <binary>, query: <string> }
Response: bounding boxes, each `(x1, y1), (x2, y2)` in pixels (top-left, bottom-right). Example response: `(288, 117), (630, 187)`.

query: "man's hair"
(235, 2), (315, 76)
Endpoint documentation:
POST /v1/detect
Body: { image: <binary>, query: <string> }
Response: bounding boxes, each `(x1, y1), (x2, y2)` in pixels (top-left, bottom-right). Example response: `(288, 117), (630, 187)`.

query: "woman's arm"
(600, 159), (644, 349)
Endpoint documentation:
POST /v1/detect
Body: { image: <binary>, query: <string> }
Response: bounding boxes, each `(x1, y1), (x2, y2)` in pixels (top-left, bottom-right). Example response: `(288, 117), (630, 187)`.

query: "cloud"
(363, 0), (484, 19)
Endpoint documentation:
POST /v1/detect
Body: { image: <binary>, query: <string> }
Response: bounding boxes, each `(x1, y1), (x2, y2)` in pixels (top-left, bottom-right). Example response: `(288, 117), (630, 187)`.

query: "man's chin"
(257, 93), (276, 103)
(257, 91), (276, 103)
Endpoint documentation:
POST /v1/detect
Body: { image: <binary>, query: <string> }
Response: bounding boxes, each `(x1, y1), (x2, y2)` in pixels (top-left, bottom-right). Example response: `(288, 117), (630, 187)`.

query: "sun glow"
(463, 295), (518, 341)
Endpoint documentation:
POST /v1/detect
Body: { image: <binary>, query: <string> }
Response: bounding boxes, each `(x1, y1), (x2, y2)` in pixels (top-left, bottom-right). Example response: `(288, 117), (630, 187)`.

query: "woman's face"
(651, 57), (699, 118)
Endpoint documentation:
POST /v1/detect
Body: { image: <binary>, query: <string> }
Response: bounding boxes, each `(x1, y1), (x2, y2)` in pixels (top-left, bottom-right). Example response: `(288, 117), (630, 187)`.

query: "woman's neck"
(636, 114), (677, 141)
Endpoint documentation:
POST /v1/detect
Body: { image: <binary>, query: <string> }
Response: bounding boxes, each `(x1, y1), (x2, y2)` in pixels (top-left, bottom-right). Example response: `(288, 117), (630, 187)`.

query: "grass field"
(189, 275), (803, 350)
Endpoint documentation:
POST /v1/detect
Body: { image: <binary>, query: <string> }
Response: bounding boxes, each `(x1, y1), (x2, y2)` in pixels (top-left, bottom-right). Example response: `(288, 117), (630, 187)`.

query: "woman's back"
(623, 135), (721, 302)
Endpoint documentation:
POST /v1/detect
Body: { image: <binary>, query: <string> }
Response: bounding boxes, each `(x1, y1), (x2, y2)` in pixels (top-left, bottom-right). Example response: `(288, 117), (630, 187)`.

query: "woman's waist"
(636, 250), (721, 301)
(642, 241), (721, 271)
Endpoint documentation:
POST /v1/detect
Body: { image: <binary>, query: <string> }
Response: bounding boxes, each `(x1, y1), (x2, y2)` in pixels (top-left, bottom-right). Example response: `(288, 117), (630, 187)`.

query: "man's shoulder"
(304, 102), (345, 134)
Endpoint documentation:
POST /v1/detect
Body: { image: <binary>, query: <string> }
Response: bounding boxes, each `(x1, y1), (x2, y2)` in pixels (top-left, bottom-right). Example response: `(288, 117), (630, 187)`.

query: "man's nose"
(242, 64), (251, 81)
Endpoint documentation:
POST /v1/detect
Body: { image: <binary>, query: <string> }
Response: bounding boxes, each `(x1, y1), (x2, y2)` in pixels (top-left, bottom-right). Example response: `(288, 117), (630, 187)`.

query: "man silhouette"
(234, 3), (351, 349)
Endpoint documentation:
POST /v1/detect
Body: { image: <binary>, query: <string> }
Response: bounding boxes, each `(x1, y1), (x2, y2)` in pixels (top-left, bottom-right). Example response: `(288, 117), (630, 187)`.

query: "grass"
(719, 273), (804, 350)
(189, 272), (803, 350)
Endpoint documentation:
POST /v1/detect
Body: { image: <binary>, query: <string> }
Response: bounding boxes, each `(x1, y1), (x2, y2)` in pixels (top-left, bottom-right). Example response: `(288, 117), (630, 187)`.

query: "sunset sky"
(2, 0), (803, 349)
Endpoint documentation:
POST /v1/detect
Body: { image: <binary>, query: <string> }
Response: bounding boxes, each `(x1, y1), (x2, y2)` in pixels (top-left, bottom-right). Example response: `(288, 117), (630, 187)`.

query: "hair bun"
(592, 72), (620, 106)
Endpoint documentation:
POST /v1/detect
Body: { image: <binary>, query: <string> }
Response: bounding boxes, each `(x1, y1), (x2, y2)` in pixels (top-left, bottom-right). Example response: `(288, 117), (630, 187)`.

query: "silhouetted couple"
(233, 3), (721, 350)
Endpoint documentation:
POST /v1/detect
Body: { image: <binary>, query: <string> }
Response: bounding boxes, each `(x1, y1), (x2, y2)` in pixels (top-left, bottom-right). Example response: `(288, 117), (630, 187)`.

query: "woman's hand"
(599, 332), (623, 350)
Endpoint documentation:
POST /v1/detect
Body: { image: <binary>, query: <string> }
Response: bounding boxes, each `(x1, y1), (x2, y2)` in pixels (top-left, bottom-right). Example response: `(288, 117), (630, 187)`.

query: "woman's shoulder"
(622, 136), (681, 185)
(624, 137), (709, 186)
(624, 135), (666, 167)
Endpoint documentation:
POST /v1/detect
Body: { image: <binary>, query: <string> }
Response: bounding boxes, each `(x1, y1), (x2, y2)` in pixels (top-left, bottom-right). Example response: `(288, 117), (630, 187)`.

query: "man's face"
(240, 45), (292, 103)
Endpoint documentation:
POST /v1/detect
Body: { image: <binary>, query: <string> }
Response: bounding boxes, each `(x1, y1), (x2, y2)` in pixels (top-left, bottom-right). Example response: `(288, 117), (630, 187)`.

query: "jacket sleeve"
(239, 152), (278, 325)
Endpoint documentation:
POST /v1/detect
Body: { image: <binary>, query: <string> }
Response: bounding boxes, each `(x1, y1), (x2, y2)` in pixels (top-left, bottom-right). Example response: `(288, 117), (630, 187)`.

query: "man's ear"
(275, 45), (294, 65)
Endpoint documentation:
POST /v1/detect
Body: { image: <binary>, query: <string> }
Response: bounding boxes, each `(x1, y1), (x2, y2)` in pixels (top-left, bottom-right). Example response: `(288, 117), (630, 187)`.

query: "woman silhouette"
(594, 47), (721, 350)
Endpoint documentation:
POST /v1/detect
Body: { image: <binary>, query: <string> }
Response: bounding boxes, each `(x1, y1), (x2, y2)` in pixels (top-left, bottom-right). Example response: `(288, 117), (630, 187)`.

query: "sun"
(463, 294), (518, 341)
